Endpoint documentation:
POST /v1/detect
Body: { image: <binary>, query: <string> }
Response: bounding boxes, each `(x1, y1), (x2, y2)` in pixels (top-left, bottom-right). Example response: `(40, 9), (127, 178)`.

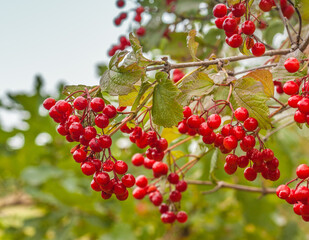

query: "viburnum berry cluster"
(43, 92), (136, 201)
(178, 105), (280, 181)
(213, 0), (294, 55)
(276, 164), (309, 222)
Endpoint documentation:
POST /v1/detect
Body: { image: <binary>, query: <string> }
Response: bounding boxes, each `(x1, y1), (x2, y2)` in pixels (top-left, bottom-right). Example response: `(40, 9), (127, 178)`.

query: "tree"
(2, 0), (309, 239)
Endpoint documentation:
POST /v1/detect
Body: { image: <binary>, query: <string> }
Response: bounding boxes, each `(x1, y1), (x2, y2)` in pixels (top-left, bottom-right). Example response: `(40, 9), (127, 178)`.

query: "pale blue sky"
(0, 0), (134, 97)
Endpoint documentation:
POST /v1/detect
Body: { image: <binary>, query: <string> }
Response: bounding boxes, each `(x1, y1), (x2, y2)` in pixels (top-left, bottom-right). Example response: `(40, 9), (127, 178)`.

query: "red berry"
(244, 167), (257, 181)
(187, 115), (202, 128)
(215, 16), (228, 29)
(136, 6), (144, 14)
(297, 98), (309, 114)
(283, 81), (299, 95)
(161, 211), (176, 224)
(295, 186), (309, 203)
(99, 135), (112, 148)
(116, 189), (129, 201)
(159, 204), (169, 214)
(116, 0), (125, 8)
(81, 162), (96, 175)
(282, 5), (295, 19)
(241, 21), (256, 35)
(133, 187), (147, 199)
(228, 34), (243, 48)
(284, 58), (300, 73)
(176, 180), (187, 192)
(102, 160), (114, 172)
(43, 98), (56, 110)
(167, 173), (179, 184)
(223, 135), (238, 150)
(121, 174), (135, 188)
(259, 0), (274, 12)
(198, 122), (213, 136)
(244, 117), (258, 131)
(169, 190), (182, 202)
(114, 160), (128, 175)
(262, 148), (274, 162)
(69, 122), (84, 137)
(73, 96), (88, 110)
(240, 135), (256, 151)
(152, 162), (168, 177)
(83, 126), (97, 140)
(251, 43), (265, 56)
(225, 154), (238, 167)
(288, 95), (302, 108)
(149, 191), (163, 206)
(144, 157), (155, 169)
(131, 153), (144, 166)
(176, 211), (188, 223)
(237, 155), (249, 168)
(294, 110), (306, 123)
(224, 162), (237, 175)
(91, 97), (105, 112)
(293, 202), (302, 215)
(202, 132), (216, 144)
(136, 27), (146, 36)
(156, 138), (168, 152)
(90, 179), (101, 191)
(95, 113), (109, 129)
(234, 107), (249, 121)
(276, 185), (290, 199)
(231, 126), (246, 140)
(183, 106), (192, 118)
(223, 18), (237, 32)
(213, 4), (227, 18)
(95, 171), (110, 186)
(296, 164), (309, 179)
(73, 149), (87, 163)
(103, 105), (117, 118)
(101, 191), (112, 200)
(136, 175), (148, 188)
(231, 3), (246, 17)
(207, 114), (221, 129)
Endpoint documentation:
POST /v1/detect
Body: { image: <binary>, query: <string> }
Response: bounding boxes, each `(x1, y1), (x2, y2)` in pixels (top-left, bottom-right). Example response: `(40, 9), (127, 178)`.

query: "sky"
(0, 0), (134, 97)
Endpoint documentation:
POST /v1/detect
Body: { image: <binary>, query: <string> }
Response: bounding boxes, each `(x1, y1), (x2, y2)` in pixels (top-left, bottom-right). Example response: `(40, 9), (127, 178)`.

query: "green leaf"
(232, 77), (271, 129)
(100, 50), (144, 96)
(118, 91), (138, 107)
(264, 20), (284, 45)
(132, 81), (152, 111)
(244, 70), (274, 97)
(209, 148), (218, 181)
(161, 127), (182, 143)
(239, 39), (252, 56)
(152, 73), (183, 128)
(178, 68), (214, 104)
(187, 29), (199, 61)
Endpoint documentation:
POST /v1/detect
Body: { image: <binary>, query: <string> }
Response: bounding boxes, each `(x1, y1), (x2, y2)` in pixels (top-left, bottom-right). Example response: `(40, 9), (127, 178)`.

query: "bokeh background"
(1, 1), (309, 239)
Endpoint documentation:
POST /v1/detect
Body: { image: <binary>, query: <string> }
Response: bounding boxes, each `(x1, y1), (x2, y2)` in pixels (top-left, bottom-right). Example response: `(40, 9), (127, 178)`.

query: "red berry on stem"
(231, 2), (246, 17)
(43, 98), (56, 110)
(284, 58), (300, 73)
(294, 110), (306, 123)
(207, 114), (221, 129)
(241, 21), (256, 35)
(244, 117), (258, 131)
(103, 105), (117, 118)
(215, 16), (228, 29)
(297, 98), (309, 114)
(81, 162), (96, 176)
(121, 174), (135, 188)
(131, 153), (144, 166)
(73, 96), (88, 110)
(176, 180), (188, 192)
(288, 95), (302, 108)
(228, 34), (243, 48)
(296, 164), (309, 179)
(169, 190), (182, 202)
(114, 160), (128, 175)
(187, 115), (202, 128)
(259, 0), (274, 12)
(234, 107), (249, 121)
(283, 81), (299, 95)
(276, 185), (290, 199)
(91, 98), (105, 112)
(213, 4), (227, 18)
(244, 167), (257, 181)
(251, 43), (265, 56)
(136, 175), (148, 188)
(99, 135), (112, 148)
(176, 211), (188, 223)
(223, 18), (238, 32)
(136, 27), (146, 36)
(223, 135), (238, 151)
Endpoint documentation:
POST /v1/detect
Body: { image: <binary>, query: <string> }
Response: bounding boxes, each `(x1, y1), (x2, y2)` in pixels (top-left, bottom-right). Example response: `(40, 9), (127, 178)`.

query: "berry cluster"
(109, 4), (146, 56)
(43, 94), (136, 201)
(213, 0), (294, 55)
(259, 0), (295, 19)
(108, 35), (131, 57)
(284, 76), (309, 124)
(213, 2), (265, 55)
(120, 124), (189, 223)
(276, 164), (309, 222)
(178, 106), (280, 181)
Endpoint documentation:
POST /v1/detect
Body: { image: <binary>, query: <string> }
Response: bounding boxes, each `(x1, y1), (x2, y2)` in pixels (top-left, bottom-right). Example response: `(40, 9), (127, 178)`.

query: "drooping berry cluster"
(178, 106), (280, 181)
(276, 164), (309, 222)
(213, 0), (294, 55)
(43, 93), (136, 201)
(259, 0), (295, 19)
(283, 75), (309, 125)
(120, 123), (189, 224)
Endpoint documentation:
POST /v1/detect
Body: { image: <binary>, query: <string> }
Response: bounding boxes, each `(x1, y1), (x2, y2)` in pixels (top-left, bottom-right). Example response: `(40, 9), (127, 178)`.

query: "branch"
(186, 180), (276, 195)
(146, 48), (291, 72)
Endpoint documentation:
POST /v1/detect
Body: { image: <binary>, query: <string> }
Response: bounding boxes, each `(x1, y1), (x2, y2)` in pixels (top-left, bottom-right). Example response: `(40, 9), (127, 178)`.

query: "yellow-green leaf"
(244, 70), (274, 97)
(187, 29), (199, 61)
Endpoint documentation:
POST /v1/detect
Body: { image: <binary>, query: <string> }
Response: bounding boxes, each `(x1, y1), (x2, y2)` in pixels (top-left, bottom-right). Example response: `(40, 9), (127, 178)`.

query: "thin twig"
(233, 64), (277, 76)
(186, 180), (276, 195)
